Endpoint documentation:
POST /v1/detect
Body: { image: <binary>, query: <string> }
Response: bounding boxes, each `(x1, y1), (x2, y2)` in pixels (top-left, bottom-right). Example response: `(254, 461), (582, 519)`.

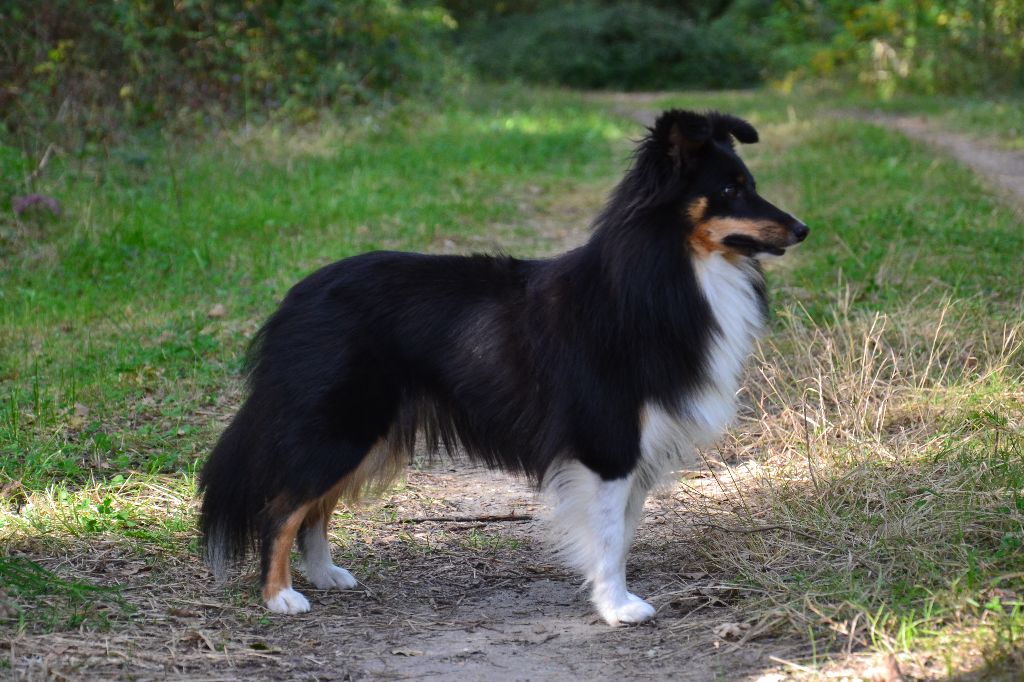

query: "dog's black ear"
(714, 113), (759, 144)
(652, 110), (711, 167)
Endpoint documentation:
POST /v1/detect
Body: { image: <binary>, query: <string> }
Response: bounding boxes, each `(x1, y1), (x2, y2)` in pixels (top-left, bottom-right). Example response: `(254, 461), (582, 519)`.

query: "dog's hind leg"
(298, 482), (358, 591)
(259, 449), (371, 614)
(546, 461), (656, 626)
(261, 500), (315, 614)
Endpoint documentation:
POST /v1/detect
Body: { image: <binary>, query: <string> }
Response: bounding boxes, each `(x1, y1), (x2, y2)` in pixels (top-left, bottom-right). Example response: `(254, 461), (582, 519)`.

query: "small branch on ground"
(392, 514), (533, 525)
(27, 144), (56, 185)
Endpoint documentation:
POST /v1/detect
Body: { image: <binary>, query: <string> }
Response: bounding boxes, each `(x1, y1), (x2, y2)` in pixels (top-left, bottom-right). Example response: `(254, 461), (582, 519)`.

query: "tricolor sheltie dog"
(199, 109), (808, 625)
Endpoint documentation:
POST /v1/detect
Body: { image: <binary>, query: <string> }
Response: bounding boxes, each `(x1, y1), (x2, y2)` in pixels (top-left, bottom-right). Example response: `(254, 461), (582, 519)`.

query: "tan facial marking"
(702, 217), (788, 243)
(689, 225), (720, 258)
(687, 197), (708, 224)
(687, 215), (789, 259)
(685, 198), (723, 257)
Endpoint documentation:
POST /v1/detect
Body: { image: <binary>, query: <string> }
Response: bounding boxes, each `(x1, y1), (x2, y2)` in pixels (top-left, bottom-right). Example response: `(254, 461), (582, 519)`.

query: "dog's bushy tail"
(198, 398), (264, 578)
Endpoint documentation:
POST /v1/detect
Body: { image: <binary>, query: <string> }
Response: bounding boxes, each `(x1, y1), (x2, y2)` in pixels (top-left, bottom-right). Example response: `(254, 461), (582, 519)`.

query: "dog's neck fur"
(586, 199), (767, 345)
(635, 250), (765, 483)
(688, 251), (765, 431)
(580, 199), (767, 482)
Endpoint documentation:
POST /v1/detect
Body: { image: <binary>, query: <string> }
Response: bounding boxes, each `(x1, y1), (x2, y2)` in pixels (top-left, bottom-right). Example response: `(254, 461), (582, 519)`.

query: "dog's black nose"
(791, 221), (809, 242)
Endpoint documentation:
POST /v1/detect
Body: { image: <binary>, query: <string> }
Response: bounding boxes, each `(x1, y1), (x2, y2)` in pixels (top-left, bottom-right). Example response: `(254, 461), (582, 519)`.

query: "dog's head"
(642, 109), (808, 259)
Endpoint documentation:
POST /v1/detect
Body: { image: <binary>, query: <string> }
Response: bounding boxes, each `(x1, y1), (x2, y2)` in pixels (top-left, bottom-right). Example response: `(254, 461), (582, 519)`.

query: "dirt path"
(10, 462), (807, 681)
(856, 113), (1024, 211)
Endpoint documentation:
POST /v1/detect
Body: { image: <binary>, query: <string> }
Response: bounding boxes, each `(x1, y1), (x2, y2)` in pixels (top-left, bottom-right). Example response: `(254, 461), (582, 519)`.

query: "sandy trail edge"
(839, 110), (1024, 213)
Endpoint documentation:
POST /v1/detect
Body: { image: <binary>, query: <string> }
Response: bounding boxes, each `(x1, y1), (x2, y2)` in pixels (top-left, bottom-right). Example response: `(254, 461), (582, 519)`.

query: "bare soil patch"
(7, 462), (815, 681)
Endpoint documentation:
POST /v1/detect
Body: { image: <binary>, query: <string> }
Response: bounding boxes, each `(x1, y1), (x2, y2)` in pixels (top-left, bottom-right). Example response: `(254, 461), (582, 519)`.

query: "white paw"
(265, 587), (310, 614)
(596, 593), (656, 626)
(306, 564), (357, 591)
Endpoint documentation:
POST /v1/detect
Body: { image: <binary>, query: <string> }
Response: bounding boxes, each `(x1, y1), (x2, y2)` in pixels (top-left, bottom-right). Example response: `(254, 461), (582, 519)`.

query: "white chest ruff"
(639, 254), (763, 480)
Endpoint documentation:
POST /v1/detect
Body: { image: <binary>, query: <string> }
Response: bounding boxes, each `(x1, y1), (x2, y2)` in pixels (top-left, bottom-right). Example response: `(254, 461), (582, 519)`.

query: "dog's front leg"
(586, 475), (656, 625)
(546, 461), (656, 626)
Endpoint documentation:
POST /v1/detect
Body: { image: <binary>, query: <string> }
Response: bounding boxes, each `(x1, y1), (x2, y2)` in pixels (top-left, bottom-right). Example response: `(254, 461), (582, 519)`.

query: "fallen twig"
(392, 513), (533, 525)
(27, 143), (56, 185)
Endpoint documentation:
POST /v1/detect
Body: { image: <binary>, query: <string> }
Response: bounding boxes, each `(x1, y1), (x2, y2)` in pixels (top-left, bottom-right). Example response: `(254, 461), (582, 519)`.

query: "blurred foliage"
(456, 0), (1023, 97)
(0, 0), (457, 148)
(721, 0), (1024, 97)
(443, 0), (737, 23)
(460, 3), (759, 91)
(1, 0), (1019, 153)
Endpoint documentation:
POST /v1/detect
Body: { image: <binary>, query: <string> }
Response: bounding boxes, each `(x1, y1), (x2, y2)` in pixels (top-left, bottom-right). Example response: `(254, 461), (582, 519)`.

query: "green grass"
(2, 85), (1023, 676)
(0, 88), (628, 489)
(0, 555), (130, 630)
(463, 529), (524, 552)
(1, 86), (629, 634)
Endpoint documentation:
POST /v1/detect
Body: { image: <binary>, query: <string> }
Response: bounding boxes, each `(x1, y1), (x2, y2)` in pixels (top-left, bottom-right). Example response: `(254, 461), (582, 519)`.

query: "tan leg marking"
(302, 480), (345, 536)
(332, 439), (407, 504)
(262, 502), (312, 602)
(264, 437), (409, 602)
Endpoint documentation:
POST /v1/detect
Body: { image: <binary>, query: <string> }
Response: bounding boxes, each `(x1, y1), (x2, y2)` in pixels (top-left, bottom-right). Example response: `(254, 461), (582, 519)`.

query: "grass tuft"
(0, 555), (130, 632)
(672, 298), (1024, 673)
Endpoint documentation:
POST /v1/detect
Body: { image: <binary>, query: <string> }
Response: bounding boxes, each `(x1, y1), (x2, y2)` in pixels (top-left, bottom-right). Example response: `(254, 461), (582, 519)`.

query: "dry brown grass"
(663, 294), (1024, 677)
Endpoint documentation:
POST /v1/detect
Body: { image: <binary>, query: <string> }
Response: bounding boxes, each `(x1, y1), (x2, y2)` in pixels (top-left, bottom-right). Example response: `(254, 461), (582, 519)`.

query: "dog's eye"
(720, 185), (738, 199)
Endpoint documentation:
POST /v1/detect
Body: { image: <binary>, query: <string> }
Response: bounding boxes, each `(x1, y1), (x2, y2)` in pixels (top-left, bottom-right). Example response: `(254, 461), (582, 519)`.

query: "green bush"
(461, 3), (761, 90)
(0, 0), (457, 144)
(825, 0), (1024, 97)
(723, 0), (1024, 97)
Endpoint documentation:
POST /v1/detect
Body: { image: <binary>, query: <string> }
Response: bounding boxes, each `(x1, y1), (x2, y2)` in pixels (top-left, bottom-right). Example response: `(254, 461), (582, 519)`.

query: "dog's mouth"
(722, 234), (787, 256)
